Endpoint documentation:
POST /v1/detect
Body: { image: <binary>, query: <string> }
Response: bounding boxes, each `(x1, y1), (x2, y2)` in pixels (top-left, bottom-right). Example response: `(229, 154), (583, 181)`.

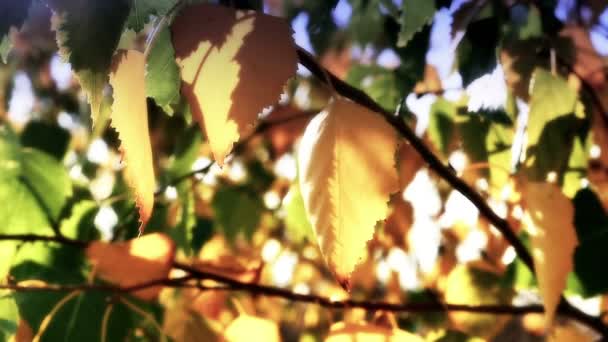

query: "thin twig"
(0, 266), (545, 316)
(0, 233), (88, 248)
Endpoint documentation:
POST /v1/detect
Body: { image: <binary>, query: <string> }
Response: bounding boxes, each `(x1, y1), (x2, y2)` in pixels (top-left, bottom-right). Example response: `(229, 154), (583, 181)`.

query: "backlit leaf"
(224, 315), (280, 342)
(298, 98), (399, 288)
(525, 68), (578, 180)
(523, 182), (578, 325)
(86, 233), (176, 300)
(172, 4), (297, 164)
(146, 26), (180, 114)
(445, 265), (513, 338)
(326, 322), (424, 341)
(109, 49), (155, 229)
(0, 127), (71, 235)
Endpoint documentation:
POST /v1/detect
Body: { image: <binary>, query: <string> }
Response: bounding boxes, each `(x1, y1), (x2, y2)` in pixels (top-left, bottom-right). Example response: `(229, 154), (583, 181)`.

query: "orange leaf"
(86, 233), (175, 300)
(523, 182), (578, 326)
(172, 4), (297, 165)
(109, 49), (155, 230)
(223, 315), (280, 342)
(326, 322), (424, 341)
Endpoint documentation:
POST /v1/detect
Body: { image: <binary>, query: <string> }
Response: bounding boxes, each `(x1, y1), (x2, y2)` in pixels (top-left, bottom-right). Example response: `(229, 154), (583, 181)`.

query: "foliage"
(1, 0), (608, 341)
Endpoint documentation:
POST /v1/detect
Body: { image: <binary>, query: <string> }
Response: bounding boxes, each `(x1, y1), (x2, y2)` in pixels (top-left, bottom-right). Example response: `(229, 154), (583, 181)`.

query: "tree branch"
(0, 263), (545, 316)
(0, 233), (88, 248)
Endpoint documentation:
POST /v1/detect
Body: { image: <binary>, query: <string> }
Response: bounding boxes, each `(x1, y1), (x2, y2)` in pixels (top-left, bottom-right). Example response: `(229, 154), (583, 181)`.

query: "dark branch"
(0, 233), (88, 248)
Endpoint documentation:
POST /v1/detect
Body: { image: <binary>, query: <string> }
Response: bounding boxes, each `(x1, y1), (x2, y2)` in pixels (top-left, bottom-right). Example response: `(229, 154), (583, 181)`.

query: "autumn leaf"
(548, 322), (595, 342)
(523, 182), (578, 326)
(298, 98), (400, 288)
(326, 322), (424, 341)
(86, 233), (176, 300)
(172, 4), (297, 165)
(109, 49), (155, 229)
(223, 315), (280, 342)
(445, 264), (513, 338)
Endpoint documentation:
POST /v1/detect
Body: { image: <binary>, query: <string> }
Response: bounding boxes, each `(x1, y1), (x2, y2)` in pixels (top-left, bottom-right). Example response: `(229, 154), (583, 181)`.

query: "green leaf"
(167, 126), (202, 179)
(51, 0), (130, 123)
(349, 0), (384, 45)
(397, 0), (435, 48)
(284, 184), (314, 243)
(525, 68), (579, 181)
(59, 200), (99, 240)
(146, 26), (181, 114)
(170, 183), (196, 255)
(212, 186), (263, 242)
(8, 201), (135, 341)
(126, 0), (176, 32)
(0, 295), (18, 341)
(0, 127), (72, 234)
(486, 122), (513, 198)
(0, 35), (11, 63)
(459, 114), (490, 166)
(20, 121), (71, 160)
(508, 4), (542, 40)
(527, 69), (577, 145)
(428, 98), (456, 158)
(346, 64), (405, 111)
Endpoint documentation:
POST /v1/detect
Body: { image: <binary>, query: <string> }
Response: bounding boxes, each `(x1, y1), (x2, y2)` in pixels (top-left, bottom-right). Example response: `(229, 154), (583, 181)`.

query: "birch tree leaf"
(50, 0), (130, 124)
(86, 233), (176, 300)
(397, 0), (435, 47)
(298, 98), (399, 288)
(172, 4), (297, 164)
(126, 0), (176, 32)
(523, 182), (578, 326)
(145, 26), (180, 114)
(326, 322), (424, 341)
(109, 50), (155, 230)
(525, 68), (578, 181)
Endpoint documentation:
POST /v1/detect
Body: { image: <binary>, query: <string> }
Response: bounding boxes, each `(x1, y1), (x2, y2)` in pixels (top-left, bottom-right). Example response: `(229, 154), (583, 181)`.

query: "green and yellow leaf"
(172, 4), (297, 164)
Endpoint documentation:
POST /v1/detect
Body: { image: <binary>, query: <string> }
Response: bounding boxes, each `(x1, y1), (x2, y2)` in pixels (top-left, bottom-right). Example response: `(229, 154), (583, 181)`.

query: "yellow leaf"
(223, 315), (280, 342)
(172, 4), (297, 165)
(109, 50), (155, 229)
(523, 182), (578, 326)
(298, 98), (399, 288)
(325, 322), (424, 342)
(86, 233), (175, 300)
(444, 264), (512, 338)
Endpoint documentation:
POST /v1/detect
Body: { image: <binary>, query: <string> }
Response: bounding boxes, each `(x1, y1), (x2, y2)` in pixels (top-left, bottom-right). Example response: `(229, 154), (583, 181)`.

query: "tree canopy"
(1, 0), (608, 341)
